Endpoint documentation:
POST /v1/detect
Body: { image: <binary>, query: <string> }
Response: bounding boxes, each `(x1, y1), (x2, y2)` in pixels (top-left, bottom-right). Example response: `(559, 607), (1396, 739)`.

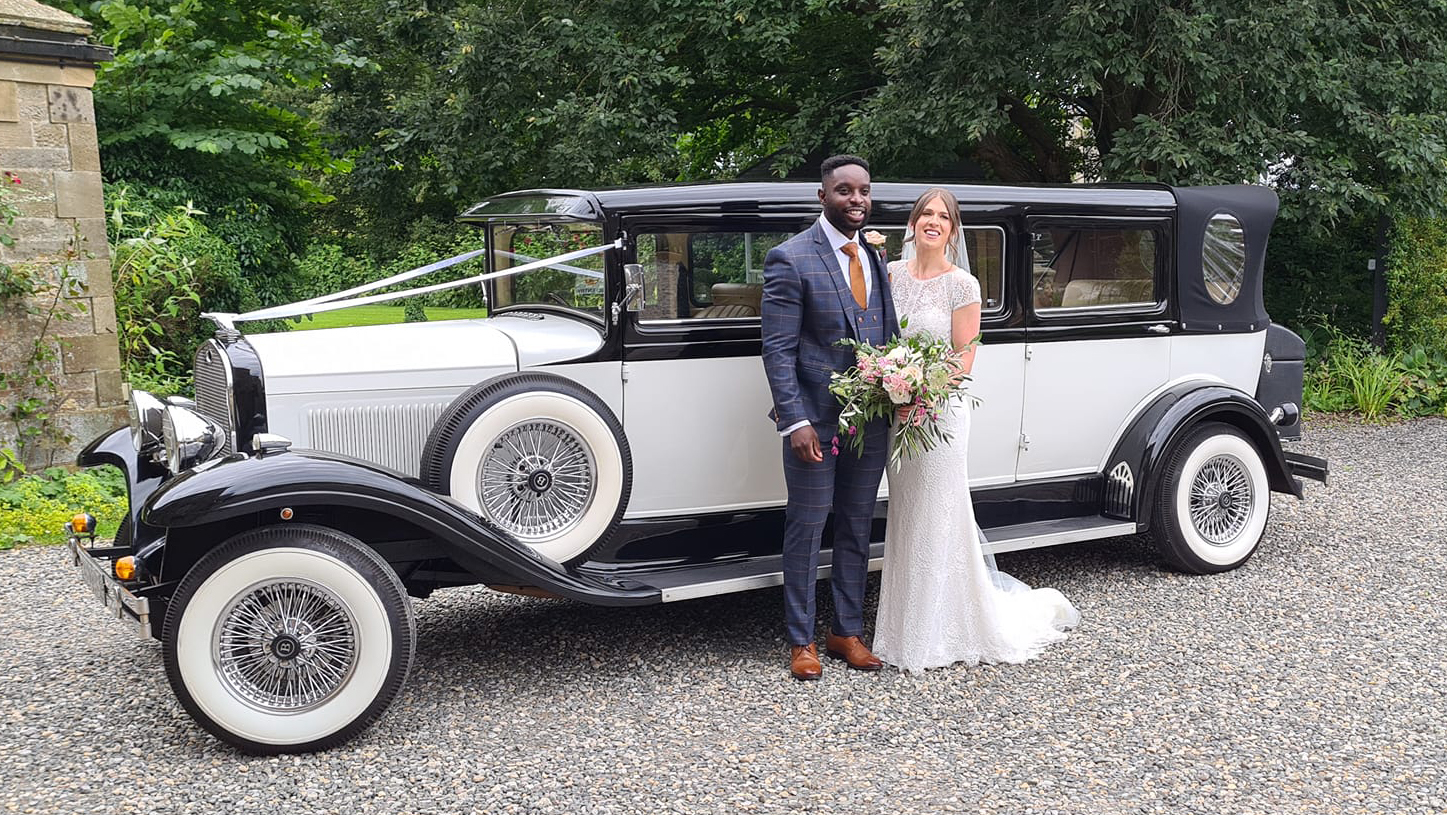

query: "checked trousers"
(780, 417), (889, 646)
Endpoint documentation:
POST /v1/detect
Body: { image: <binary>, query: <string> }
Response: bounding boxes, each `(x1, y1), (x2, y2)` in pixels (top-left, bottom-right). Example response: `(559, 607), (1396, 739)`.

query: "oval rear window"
(1203, 214), (1246, 305)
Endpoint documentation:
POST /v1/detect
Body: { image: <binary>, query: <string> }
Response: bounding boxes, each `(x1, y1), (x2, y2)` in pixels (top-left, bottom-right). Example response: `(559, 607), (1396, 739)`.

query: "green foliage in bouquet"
(829, 325), (975, 470)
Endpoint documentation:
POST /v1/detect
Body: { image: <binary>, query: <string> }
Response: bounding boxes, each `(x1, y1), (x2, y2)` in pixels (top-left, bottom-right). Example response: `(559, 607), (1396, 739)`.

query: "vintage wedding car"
(69, 180), (1326, 752)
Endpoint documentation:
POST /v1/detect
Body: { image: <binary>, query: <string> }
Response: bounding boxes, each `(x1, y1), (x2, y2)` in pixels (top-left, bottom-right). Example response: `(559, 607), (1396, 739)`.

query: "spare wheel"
(420, 372), (631, 564)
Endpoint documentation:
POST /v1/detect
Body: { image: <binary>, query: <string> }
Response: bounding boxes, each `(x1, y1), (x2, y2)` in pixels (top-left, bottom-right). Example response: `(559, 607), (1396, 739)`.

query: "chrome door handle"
(1146, 324), (1170, 334)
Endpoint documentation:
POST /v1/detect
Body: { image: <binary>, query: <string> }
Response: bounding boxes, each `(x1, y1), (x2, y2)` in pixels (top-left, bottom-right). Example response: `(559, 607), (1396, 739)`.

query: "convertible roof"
(459, 181), (1180, 222)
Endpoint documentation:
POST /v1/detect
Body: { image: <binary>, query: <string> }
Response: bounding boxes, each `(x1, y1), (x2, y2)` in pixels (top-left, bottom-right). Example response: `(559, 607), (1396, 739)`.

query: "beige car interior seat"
(1059, 278), (1155, 308)
(692, 282), (764, 319)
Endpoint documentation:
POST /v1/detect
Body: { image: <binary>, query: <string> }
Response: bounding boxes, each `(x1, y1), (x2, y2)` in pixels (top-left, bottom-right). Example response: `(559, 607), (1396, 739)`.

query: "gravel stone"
(1, 416), (1444, 814)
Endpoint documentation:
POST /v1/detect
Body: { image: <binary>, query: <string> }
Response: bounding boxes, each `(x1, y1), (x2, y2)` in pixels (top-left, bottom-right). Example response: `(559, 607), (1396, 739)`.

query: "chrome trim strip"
(983, 522), (1138, 555)
(661, 556), (885, 603)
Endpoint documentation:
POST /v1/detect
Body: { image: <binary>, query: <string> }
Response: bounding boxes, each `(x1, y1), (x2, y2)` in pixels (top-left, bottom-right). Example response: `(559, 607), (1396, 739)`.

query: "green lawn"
(285, 305), (489, 331)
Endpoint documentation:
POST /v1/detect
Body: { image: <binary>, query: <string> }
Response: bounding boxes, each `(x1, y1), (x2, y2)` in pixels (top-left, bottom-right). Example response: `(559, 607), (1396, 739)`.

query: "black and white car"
(68, 180), (1327, 753)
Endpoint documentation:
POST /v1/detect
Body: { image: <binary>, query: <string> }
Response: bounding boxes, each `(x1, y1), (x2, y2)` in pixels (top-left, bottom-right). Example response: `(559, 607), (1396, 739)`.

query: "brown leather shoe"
(824, 632), (884, 671)
(789, 643), (822, 681)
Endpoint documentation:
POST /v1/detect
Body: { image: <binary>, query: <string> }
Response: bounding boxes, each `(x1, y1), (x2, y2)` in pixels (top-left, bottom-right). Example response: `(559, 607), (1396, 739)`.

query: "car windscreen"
(488, 220), (607, 320)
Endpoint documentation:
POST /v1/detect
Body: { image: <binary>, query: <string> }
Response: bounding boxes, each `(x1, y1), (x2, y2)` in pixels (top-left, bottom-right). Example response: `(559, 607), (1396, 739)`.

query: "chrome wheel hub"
(479, 419), (596, 542)
(213, 579), (358, 713)
(1189, 453), (1254, 545)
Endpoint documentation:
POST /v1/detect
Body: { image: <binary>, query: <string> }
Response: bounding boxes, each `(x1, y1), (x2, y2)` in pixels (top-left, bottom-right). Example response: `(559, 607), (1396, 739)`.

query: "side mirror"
(623, 263), (645, 312)
(612, 263), (646, 326)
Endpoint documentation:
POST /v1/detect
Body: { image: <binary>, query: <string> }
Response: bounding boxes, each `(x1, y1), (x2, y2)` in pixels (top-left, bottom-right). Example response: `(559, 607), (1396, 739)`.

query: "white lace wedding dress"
(872, 262), (1080, 672)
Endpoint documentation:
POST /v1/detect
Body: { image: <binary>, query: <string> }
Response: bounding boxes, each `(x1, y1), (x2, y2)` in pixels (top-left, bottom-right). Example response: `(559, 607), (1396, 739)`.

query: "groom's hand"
(790, 425), (823, 463)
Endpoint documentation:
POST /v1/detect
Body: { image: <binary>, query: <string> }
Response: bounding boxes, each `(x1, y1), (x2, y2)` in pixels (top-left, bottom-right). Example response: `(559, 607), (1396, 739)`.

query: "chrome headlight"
(128, 390), (166, 456)
(161, 404), (223, 473)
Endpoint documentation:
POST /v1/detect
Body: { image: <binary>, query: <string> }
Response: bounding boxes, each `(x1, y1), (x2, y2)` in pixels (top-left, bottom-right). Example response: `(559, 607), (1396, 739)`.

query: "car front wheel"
(1153, 422), (1271, 574)
(162, 525), (415, 754)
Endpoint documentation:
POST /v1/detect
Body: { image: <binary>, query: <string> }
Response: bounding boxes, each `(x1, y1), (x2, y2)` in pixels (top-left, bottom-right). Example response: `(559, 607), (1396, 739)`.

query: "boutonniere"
(863, 230), (888, 264)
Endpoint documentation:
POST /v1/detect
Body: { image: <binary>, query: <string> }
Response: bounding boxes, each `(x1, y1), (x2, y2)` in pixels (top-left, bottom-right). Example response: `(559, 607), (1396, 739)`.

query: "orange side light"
(70, 513), (96, 535)
(114, 556), (136, 581)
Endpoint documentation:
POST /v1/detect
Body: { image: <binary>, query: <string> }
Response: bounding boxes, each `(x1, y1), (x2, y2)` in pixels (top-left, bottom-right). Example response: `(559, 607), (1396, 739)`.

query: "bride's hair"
(904, 187), (963, 265)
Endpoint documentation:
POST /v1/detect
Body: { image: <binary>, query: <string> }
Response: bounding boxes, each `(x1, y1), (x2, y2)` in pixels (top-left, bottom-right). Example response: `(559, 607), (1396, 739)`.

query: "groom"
(761, 155), (899, 681)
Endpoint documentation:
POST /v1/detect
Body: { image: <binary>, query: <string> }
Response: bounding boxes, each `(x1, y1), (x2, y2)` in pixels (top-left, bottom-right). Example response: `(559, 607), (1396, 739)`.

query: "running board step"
(591, 543), (886, 604)
(981, 516), (1137, 555)
(605, 515), (1137, 603)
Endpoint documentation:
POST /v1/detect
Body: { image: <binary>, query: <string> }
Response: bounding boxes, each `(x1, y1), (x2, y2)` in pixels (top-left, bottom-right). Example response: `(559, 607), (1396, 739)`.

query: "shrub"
(1385, 216), (1447, 357)
(0, 465), (126, 548)
(378, 217), (489, 309)
(1264, 214), (1376, 338)
(109, 187), (256, 394)
(1301, 323), (1447, 419)
(294, 242), (377, 302)
(1398, 345), (1447, 417)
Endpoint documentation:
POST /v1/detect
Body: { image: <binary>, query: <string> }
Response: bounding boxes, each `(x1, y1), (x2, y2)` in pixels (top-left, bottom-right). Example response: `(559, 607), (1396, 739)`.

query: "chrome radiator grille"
(307, 402), (451, 477)
(193, 339), (236, 455)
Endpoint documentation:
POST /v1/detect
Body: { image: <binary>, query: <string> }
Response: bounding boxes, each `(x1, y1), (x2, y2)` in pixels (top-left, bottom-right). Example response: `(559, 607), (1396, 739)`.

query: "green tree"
(855, 0), (1447, 230)
(310, 0), (886, 253)
(65, 0), (369, 299)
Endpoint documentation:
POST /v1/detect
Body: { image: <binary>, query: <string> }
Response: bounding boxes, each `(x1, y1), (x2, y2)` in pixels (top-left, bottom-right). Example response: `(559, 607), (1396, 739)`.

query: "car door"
(618, 218), (810, 518)
(1017, 216), (1175, 480)
(870, 221), (1023, 488)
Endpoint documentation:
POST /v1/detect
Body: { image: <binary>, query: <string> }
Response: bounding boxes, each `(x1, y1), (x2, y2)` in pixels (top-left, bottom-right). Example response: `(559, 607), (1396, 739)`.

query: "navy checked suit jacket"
(761, 220), (900, 433)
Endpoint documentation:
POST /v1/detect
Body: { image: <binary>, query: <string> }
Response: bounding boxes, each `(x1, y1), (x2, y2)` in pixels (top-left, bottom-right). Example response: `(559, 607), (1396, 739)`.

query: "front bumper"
(67, 537), (152, 639)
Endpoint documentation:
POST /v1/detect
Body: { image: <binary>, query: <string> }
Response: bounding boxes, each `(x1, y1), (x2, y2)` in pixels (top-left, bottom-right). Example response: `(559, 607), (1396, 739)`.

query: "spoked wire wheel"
(479, 419), (598, 543)
(421, 373), (631, 564)
(213, 578), (359, 714)
(1187, 453), (1255, 545)
(164, 525), (415, 754)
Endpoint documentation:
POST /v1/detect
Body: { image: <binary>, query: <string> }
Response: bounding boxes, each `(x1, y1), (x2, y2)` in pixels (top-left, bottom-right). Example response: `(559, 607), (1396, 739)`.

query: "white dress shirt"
(779, 216), (872, 438)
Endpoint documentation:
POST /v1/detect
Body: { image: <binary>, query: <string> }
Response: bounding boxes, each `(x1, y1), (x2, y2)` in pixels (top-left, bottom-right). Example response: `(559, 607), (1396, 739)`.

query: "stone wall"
(0, 3), (120, 468)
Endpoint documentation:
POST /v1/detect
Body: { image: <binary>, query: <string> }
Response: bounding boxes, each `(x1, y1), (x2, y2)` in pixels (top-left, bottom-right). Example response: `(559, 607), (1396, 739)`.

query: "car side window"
(871, 225), (1005, 312)
(1031, 225), (1159, 311)
(634, 231), (792, 322)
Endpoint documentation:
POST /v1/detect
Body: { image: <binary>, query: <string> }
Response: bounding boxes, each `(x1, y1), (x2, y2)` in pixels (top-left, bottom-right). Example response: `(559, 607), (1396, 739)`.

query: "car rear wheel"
(420, 373), (631, 564)
(1153, 422), (1271, 574)
(162, 524), (415, 754)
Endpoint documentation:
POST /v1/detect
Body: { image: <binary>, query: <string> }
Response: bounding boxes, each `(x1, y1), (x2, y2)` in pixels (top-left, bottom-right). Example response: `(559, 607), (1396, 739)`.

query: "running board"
(636, 543), (885, 603)
(621, 515), (1137, 603)
(981, 516), (1138, 555)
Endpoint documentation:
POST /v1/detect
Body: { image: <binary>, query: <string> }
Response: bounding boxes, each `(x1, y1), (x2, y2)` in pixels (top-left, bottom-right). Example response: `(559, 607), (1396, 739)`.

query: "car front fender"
(141, 449), (659, 606)
(77, 426), (169, 547)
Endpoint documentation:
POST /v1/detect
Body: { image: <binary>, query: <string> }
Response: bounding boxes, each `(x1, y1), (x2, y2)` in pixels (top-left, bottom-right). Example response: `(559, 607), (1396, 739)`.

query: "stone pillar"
(0, 0), (118, 468)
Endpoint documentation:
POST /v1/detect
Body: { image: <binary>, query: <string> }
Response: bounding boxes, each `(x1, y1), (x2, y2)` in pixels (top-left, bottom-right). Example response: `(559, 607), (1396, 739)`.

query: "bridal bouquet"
(828, 326), (980, 469)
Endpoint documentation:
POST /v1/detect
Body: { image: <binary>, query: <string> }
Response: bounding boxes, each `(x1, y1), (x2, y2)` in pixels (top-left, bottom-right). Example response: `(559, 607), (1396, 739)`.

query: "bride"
(872, 188), (1080, 672)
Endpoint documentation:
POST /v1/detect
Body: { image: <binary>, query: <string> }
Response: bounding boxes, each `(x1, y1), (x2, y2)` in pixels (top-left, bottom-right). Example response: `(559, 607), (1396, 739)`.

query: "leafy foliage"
(0, 465), (126, 548)
(1303, 323), (1447, 419)
(64, 0), (370, 300)
(288, 217), (488, 322)
(108, 187), (248, 394)
(857, 0), (1447, 231)
(309, 0), (886, 248)
(1384, 216), (1447, 356)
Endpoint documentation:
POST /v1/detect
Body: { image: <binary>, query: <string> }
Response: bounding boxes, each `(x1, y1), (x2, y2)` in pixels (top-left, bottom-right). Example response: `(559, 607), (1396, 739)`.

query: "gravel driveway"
(1, 417), (1443, 815)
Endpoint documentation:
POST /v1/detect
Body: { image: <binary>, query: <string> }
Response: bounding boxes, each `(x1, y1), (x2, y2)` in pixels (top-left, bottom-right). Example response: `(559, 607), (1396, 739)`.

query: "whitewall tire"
(162, 525), (415, 754)
(419, 373), (631, 564)
(1153, 423), (1271, 573)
